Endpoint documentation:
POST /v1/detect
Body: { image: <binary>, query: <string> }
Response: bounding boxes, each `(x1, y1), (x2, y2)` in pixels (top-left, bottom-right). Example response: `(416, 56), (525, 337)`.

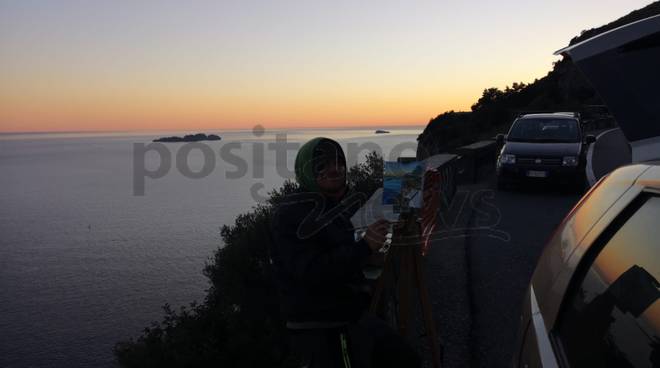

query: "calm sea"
(0, 127), (423, 367)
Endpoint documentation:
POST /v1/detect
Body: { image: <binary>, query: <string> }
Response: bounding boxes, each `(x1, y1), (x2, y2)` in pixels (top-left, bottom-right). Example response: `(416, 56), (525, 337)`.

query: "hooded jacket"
(270, 138), (373, 324)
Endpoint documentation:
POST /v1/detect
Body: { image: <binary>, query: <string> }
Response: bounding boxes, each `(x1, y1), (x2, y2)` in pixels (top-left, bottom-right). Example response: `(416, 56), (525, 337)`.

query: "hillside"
(416, 1), (660, 159)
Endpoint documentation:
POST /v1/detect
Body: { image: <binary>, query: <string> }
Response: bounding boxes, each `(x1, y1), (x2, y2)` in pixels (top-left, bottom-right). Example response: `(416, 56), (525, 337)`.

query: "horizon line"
(0, 122), (433, 135)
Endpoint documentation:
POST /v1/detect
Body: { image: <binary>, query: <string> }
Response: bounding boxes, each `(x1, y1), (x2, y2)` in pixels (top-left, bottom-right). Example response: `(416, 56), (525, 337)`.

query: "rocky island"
(375, 129), (390, 134)
(153, 133), (221, 143)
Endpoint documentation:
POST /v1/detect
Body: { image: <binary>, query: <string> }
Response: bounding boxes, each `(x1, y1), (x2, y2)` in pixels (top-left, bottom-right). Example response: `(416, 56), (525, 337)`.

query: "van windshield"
(508, 118), (580, 143)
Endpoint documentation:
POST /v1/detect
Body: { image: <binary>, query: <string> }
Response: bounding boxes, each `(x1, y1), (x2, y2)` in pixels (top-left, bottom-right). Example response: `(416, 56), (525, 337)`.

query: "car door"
(550, 191), (660, 367)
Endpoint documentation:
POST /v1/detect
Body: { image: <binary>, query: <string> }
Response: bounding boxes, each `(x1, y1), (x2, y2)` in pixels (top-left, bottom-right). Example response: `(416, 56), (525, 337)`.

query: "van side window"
(556, 195), (660, 368)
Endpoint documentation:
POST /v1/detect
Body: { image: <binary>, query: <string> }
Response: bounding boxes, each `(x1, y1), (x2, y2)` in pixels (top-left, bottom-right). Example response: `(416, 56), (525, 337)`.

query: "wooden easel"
(369, 210), (442, 368)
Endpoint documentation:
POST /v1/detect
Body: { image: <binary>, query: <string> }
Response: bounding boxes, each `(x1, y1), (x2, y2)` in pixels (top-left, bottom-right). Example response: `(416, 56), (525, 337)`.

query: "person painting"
(269, 137), (420, 368)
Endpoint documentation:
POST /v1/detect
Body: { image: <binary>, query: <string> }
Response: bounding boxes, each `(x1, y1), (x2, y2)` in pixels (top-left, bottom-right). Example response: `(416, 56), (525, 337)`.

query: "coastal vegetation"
(114, 152), (383, 367)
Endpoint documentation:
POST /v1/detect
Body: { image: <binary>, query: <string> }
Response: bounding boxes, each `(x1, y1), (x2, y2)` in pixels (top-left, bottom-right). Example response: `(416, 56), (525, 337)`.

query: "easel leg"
(369, 257), (388, 314)
(368, 214), (442, 367)
(397, 247), (411, 337)
(414, 251), (442, 368)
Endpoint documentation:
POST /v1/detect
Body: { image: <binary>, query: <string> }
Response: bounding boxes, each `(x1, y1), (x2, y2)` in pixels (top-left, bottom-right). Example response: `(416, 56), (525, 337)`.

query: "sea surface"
(0, 126), (423, 367)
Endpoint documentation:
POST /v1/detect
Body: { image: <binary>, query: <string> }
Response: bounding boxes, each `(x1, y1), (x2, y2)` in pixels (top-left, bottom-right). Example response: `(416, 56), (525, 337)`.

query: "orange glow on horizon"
(2, 1), (650, 133)
(0, 80), (483, 132)
(0, 64), (551, 133)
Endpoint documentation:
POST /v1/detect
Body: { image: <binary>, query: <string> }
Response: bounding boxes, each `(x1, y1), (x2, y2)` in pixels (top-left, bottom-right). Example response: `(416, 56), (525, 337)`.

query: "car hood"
(555, 14), (660, 162)
(503, 141), (581, 157)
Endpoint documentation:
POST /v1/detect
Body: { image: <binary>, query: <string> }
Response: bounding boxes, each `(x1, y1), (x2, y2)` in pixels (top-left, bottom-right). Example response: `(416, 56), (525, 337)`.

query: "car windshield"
(507, 118), (580, 142)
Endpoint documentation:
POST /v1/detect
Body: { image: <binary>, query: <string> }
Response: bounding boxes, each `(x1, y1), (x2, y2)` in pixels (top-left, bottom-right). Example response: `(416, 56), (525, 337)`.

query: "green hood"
(295, 137), (345, 192)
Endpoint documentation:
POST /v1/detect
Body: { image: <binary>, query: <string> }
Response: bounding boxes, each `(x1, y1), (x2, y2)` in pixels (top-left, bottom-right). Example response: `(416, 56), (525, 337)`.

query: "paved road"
(467, 178), (581, 367)
(424, 128), (630, 367)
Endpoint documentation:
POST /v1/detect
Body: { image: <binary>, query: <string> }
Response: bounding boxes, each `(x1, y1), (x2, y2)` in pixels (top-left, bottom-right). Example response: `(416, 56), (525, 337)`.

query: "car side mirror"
(496, 134), (506, 144)
(585, 135), (596, 144)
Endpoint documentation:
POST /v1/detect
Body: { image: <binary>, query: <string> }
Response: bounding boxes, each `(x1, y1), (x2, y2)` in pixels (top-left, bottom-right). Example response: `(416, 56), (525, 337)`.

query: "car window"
(508, 118), (580, 142)
(555, 194), (660, 368)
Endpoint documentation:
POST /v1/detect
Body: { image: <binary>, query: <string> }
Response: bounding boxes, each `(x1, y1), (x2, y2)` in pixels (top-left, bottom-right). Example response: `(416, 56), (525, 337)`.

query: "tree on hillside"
(416, 2), (660, 158)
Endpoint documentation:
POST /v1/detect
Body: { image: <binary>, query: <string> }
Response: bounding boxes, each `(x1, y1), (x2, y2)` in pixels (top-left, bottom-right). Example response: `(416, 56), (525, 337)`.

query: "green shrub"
(115, 152), (384, 367)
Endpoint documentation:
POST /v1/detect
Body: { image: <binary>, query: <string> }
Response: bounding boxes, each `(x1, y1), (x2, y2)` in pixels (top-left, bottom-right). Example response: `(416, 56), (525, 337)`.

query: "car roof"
(635, 161), (660, 189)
(518, 113), (578, 120)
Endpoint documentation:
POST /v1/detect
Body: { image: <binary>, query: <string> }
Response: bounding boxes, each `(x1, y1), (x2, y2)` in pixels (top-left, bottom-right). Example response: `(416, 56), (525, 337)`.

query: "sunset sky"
(0, 0), (653, 132)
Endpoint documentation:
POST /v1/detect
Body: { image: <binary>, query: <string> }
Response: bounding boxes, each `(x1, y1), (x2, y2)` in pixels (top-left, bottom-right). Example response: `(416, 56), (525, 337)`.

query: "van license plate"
(527, 170), (547, 178)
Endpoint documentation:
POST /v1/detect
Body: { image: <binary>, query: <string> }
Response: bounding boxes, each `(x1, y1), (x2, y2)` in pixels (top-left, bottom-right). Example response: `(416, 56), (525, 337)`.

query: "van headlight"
(499, 154), (516, 165)
(562, 156), (578, 166)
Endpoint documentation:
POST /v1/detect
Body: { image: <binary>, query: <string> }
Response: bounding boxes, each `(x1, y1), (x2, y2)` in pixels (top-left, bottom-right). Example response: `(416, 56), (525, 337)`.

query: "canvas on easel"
(383, 161), (424, 214)
(367, 157), (455, 368)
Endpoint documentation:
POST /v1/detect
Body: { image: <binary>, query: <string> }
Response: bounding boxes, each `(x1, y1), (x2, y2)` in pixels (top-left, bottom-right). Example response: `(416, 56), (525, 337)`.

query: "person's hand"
(364, 218), (390, 252)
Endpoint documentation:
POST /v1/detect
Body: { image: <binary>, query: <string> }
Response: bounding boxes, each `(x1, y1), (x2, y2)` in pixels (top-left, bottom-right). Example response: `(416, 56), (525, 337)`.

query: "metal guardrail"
(450, 140), (498, 184)
(582, 117), (617, 133)
(419, 154), (458, 209)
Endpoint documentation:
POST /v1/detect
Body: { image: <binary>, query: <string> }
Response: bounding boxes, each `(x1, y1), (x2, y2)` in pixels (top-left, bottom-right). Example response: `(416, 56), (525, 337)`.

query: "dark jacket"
(270, 189), (373, 324)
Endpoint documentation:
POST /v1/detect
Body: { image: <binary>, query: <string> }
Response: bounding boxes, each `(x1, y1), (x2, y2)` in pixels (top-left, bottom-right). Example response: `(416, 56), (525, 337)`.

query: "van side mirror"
(496, 134), (506, 144)
(585, 135), (596, 144)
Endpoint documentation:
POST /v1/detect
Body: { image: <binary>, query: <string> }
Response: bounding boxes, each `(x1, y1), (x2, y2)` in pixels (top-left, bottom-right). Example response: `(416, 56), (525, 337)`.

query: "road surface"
(422, 128), (631, 367)
(467, 179), (581, 367)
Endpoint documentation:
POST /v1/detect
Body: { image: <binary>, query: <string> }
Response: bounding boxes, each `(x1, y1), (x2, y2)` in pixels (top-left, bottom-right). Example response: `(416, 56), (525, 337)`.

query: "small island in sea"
(375, 129), (390, 134)
(153, 133), (221, 143)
